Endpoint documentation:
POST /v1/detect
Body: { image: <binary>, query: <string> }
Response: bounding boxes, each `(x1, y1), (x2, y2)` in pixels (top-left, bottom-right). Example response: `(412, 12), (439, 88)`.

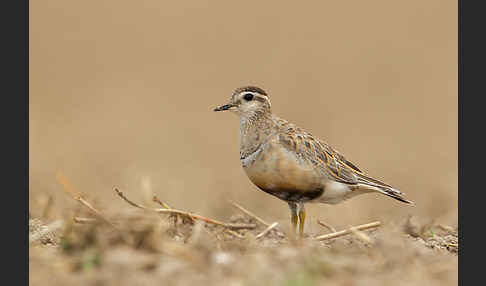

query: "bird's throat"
(239, 111), (274, 159)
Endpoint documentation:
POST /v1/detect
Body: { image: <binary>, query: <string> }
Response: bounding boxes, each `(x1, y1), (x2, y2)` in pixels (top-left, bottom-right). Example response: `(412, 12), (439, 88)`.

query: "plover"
(214, 86), (413, 237)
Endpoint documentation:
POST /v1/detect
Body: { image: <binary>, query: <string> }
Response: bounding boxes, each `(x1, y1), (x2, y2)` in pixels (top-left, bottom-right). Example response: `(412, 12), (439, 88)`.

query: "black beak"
(213, 104), (233, 112)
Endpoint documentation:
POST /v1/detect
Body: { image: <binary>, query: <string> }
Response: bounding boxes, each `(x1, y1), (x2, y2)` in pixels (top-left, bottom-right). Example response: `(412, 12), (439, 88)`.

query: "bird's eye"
(243, 93), (254, 101)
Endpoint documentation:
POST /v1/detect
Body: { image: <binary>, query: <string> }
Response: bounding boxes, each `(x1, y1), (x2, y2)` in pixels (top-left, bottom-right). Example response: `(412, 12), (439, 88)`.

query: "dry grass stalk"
(115, 188), (256, 230)
(225, 229), (246, 239)
(152, 196), (172, 209)
(152, 195), (179, 225)
(72, 217), (97, 224)
(77, 197), (119, 228)
(317, 219), (337, 233)
(314, 221), (381, 241)
(349, 226), (374, 244)
(255, 222), (279, 239)
(56, 172), (118, 230)
(229, 200), (271, 227)
(41, 195), (54, 219)
(56, 172), (134, 245)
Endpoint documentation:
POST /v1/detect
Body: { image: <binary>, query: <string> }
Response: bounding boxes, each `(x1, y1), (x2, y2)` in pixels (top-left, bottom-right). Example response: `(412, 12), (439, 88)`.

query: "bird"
(213, 86), (413, 237)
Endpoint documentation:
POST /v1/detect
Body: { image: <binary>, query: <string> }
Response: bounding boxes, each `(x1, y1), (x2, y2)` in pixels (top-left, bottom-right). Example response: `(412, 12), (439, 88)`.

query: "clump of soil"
(403, 216), (458, 254)
(29, 217), (61, 246)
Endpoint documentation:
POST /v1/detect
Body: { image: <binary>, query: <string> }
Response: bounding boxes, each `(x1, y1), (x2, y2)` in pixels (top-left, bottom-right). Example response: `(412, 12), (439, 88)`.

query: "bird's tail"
(357, 174), (414, 205)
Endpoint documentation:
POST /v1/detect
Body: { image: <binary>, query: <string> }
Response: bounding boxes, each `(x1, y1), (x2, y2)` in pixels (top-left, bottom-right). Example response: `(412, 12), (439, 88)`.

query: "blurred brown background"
(30, 0), (457, 233)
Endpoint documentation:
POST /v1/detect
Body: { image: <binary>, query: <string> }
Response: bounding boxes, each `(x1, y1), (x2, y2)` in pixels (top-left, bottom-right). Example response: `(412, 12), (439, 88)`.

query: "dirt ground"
(30, 1), (457, 285)
(29, 200), (457, 286)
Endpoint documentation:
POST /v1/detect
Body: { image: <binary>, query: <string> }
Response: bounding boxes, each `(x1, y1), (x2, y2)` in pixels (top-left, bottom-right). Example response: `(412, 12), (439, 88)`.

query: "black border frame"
(5, 0), (29, 284)
(458, 0), (483, 284)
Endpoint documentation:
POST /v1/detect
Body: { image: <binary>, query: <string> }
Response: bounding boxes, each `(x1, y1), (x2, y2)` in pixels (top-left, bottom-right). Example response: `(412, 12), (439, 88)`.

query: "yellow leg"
(298, 204), (306, 237)
(288, 202), (298, 236)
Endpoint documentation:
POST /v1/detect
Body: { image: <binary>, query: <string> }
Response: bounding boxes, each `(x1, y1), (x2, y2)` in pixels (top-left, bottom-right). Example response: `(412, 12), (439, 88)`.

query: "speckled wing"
(276, 120), (364, 186)
(272, 117), (412, 204)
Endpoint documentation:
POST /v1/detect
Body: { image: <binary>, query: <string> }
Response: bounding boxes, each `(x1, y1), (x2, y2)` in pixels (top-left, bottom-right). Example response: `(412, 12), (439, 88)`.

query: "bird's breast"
(241, 143), (321, 193)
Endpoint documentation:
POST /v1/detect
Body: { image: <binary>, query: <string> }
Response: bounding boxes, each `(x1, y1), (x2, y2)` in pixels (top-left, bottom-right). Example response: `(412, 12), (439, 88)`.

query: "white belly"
(313, 181), (351, 204)
(315, 181), (373, 204)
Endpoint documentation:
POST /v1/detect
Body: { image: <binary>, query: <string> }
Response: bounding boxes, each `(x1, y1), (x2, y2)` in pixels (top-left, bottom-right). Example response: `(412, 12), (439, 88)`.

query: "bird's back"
(241, 115), (412, 204)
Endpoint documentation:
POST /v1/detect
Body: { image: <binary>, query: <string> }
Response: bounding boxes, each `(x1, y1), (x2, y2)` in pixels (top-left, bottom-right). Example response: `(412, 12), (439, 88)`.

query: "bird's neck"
(239, 110), (275, 159)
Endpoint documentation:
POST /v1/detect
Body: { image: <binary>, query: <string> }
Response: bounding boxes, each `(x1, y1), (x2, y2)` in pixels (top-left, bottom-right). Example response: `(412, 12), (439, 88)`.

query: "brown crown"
(234, 86), (268, 97)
